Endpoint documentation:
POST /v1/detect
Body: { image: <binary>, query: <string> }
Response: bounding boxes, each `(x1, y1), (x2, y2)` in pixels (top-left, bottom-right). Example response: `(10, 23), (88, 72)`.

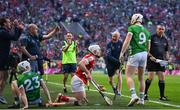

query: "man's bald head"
(111, 30), (120, 43)
(28, 24), (38, 36)
(156, 25), (165, 37)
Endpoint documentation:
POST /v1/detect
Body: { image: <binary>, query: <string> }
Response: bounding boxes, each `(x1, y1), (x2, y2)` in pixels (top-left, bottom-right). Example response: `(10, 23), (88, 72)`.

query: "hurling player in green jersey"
(119, 14), (151, 106)
(8, 61), (52, 109)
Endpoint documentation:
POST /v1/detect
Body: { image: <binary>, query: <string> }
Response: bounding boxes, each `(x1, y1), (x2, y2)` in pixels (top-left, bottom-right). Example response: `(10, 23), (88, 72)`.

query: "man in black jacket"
(105, 31), (123, 96)
(0, 17), (24, 104)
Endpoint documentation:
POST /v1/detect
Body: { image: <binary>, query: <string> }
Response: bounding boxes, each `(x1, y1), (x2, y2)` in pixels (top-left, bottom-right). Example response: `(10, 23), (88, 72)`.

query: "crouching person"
(46, 45), (102, 107)
(71, 45), (101, 105)
(8, 61), (52, 109)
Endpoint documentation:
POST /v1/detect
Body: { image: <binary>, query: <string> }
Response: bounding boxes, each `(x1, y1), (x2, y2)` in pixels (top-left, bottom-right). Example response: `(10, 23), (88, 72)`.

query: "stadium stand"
(0, 0), (179, 66)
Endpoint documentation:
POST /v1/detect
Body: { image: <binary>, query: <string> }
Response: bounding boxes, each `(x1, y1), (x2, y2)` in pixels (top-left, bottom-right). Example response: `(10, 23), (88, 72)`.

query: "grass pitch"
(0, 72), (180, 109)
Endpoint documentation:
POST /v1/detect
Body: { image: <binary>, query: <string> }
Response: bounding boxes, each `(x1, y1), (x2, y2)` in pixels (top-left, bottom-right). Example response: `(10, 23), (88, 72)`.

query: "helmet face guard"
(131, 13), (143, 25)
(88, 45), (101, 58)
(17, 61), (31, 74)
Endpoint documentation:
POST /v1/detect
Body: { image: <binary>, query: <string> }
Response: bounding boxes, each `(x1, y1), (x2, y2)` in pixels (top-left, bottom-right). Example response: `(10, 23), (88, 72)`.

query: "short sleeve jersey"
(17, 72), (42, 101)
(76, 53), (95, 84)
(20, 34), (43, 60)
(128, 24), (151, 56)
(149, 34), (169, 59)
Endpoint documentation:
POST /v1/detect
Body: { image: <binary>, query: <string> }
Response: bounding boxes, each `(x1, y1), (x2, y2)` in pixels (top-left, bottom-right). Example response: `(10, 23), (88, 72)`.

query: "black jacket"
(0, 27), (22, 59)
(105, 40), (122, 66)
(149, 34), (169, 59)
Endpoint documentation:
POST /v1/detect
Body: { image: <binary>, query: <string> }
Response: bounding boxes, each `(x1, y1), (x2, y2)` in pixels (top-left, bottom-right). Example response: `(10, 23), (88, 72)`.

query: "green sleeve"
(128, 26), (133, 33)
(17, 76), (23, 87)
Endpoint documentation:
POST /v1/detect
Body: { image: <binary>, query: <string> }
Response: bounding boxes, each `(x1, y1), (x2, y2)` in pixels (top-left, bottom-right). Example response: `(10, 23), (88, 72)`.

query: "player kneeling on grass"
(46, 85), (106, 107)
(46, 45), (102, 107)
(8, 61), (52, 109)
(71, 44), (101, 105)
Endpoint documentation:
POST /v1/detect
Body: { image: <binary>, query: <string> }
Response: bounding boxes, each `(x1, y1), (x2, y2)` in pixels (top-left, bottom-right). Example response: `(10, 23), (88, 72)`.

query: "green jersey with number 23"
(128, 24), (151, 56)
(17, 72), (42, 101)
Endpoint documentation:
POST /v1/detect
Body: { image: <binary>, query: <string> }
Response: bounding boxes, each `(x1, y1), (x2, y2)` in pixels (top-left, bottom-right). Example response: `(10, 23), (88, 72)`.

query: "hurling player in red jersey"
(71, 44), (101, 104)
(47, 45), (102, 107)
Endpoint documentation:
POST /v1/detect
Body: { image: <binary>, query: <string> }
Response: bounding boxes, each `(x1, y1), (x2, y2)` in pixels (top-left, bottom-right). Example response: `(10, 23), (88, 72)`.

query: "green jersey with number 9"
(128, 24), (151, 56)
(17, 72), (42, 101)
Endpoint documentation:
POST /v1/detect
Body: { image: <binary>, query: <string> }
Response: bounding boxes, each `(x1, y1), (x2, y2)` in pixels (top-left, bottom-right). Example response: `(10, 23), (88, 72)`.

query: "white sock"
(139, 92), (144, 100)
(130, 88), (137, 98)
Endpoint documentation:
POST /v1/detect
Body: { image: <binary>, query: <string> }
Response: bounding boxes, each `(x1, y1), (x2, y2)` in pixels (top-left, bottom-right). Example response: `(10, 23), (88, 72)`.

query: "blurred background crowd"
(0, 0), (179, 68)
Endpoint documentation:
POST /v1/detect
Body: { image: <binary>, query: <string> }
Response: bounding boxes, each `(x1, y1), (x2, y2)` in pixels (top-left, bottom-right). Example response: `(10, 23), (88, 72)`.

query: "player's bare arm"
(19, 87), (28, 109)
(40, 80), (52, 104)
(119, 32), (132, 62)
(78, 60), (92, 80)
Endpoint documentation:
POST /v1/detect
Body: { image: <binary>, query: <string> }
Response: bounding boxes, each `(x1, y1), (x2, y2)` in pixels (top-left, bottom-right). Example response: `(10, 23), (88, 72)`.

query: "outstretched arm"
(42, 26), (60, 40)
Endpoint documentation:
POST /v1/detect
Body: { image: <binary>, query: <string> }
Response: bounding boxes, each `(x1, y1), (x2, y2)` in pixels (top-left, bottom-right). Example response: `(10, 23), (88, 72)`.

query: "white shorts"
(127, 51), (148, 68)
(71, 75), (85, 93)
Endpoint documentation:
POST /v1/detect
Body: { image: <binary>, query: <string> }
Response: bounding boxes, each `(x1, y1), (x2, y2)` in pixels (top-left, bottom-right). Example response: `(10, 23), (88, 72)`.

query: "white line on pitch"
(47, 81), (180, 108)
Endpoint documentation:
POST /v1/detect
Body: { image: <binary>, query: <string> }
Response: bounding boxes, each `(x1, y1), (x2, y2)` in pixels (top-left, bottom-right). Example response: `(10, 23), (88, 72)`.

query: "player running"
(119, 14), (151, 106)
(8, 61), (52, 109)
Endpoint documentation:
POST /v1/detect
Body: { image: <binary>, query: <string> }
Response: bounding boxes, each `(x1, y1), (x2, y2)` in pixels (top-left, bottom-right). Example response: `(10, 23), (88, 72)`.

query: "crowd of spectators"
(0, 0), (179, 64)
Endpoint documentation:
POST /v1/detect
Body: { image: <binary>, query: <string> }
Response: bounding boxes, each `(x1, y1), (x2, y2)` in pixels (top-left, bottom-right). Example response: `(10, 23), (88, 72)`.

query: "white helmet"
(17, 61), (31, 73)
(131, 13), (143, 24)
(88, 44), (101, 57)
